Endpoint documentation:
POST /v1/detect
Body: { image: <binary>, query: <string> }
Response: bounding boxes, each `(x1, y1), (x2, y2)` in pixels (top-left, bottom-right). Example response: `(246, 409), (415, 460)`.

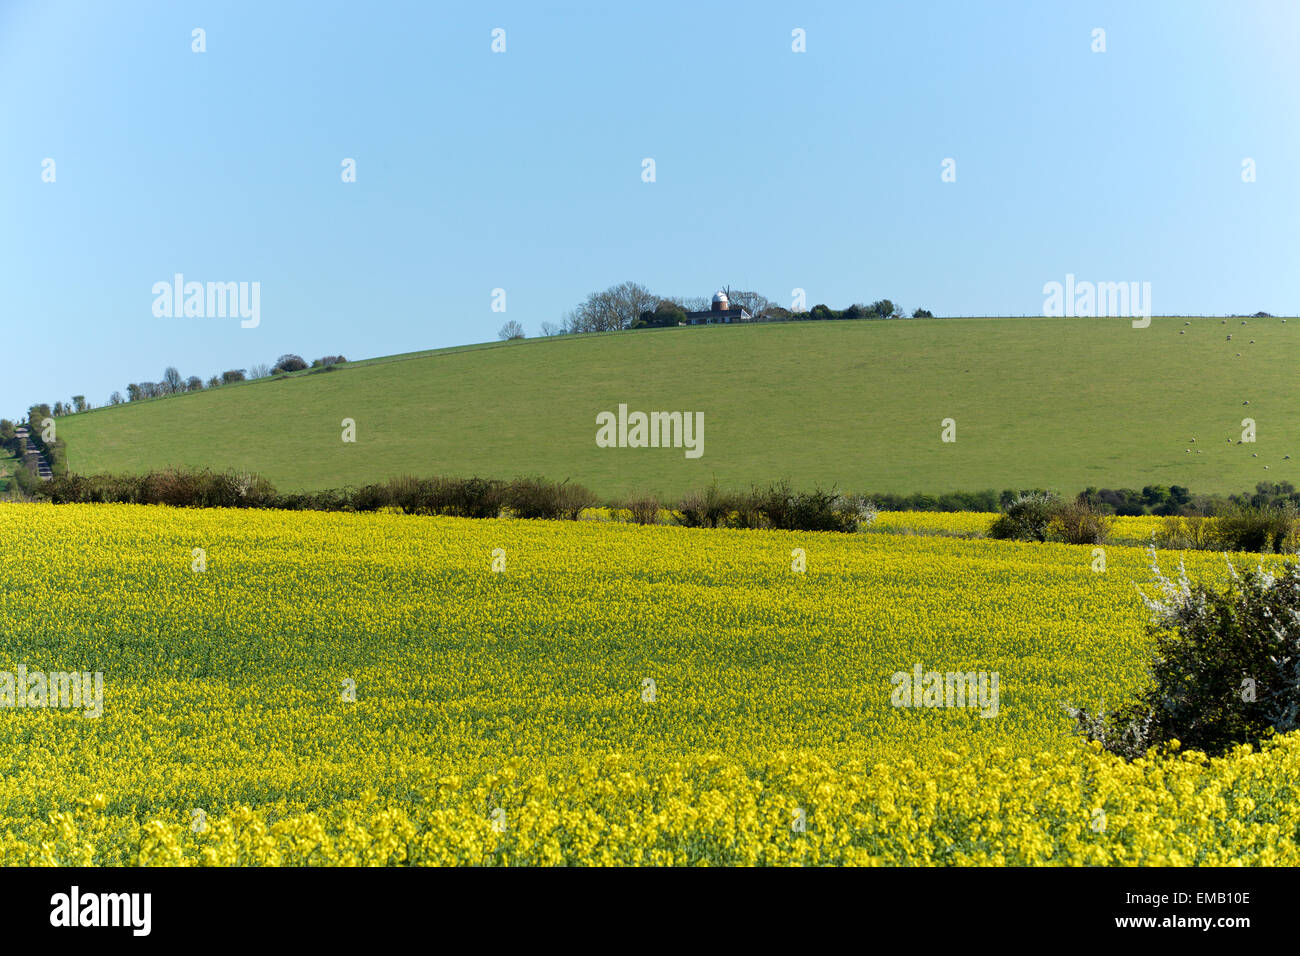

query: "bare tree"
(498, 319), (525, 340)
(539, 320), (560, 336)
(249, 363), (270, 379)
(727, 290), (774, 318)
(163, 366), (183, 393)
(563, 281), (658, 333)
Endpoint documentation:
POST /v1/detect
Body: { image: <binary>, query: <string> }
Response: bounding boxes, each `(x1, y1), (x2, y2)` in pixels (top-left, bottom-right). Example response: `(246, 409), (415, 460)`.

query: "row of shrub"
(33, 470), (1300, 550)
(871, 481), (1300, 518)
(39, 471), (596, 520)
(38, 471), (877, 534)
(989, 491), (1300, 553)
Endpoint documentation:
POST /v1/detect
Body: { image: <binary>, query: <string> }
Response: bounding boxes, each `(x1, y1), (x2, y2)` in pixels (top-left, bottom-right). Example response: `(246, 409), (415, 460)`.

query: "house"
(685, 290), (752, 325)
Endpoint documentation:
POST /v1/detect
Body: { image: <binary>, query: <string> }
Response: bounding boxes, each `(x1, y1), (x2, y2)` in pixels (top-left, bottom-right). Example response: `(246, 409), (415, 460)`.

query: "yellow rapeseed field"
(0, 502), (1296, 865)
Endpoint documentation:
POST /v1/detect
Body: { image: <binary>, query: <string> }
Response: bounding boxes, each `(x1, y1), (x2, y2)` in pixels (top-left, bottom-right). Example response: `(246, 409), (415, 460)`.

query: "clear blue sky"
(2, 0), (1297, 415)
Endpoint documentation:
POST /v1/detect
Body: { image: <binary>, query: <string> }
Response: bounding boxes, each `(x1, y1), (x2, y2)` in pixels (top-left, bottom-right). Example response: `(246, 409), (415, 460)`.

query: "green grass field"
(57, 316), (1299, 497)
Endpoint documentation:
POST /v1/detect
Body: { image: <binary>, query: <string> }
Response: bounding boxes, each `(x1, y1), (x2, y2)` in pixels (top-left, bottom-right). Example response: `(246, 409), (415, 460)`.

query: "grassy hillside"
(57, 316), (1299, 497)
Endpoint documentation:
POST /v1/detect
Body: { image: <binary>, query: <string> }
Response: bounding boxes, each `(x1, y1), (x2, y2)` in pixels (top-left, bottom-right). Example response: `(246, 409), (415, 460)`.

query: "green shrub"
(988, 492), (1062, 542)
(1046, 499), (1111, 545)
(1212, 505), (1297, 553)
(1070, 550), (1300, 759)
(755, 481), (859, 533)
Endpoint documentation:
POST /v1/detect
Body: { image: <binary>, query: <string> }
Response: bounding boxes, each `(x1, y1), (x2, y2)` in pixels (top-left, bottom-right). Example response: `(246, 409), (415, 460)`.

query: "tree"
(870, 299), (897, 319)
(632, 301), (687, 329)
(273, 354), (307, 374)
(563, 281), (658, 333)
(163, 367), (183, 393)
(498, 320), (526, 340)
(109, 391), (124, 405)
(186, 376), (203, 392)
(206, 376), (221, 389)
(72, 396), (87, 413)
(726, 290), (773, 319)
(539, 321), (561, 337)
(912, 308), (934, 318)
(249, 363), (270, 379)
(53, 401), (67, 416)
(221, 369), (246, 384)
(127, 384), (142, 402)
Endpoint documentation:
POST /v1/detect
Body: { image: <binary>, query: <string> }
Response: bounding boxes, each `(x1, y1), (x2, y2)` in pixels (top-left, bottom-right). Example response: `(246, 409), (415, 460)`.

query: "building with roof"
(685, 290), (752, 325)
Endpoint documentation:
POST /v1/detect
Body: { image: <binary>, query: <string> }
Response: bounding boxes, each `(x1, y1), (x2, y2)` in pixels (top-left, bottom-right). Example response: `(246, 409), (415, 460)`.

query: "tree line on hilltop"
(16, 353), (348, 420)
(498, 281), (934, 339)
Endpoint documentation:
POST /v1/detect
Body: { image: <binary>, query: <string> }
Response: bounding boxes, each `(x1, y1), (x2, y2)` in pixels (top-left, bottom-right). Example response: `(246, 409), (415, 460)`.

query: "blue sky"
(2, 0), (1297, 415)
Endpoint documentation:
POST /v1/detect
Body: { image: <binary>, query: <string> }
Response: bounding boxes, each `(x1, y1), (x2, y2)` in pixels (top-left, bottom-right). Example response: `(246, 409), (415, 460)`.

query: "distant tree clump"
(221, 369), (247, 384)
(272, 354), (308, 374)
(913, 308), (934, 318)
(632, 301), (687, 329)
(562, 281), (657, 333)
(497, 321), (526, 340)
